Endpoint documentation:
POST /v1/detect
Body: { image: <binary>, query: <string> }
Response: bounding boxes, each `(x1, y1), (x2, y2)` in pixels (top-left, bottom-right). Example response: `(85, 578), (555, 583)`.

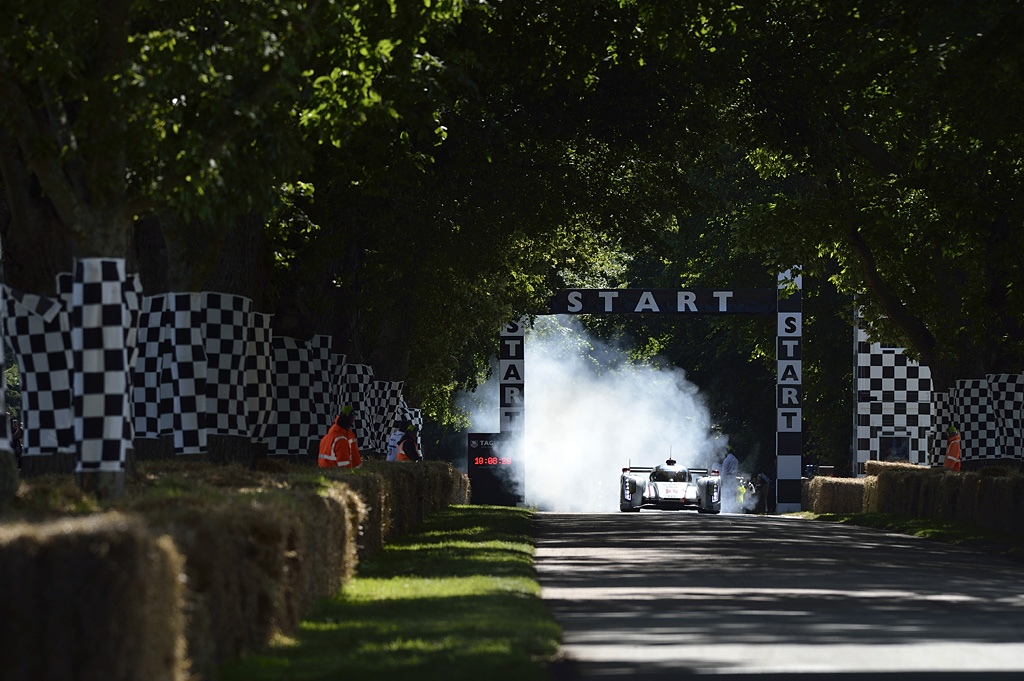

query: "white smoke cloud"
(459, 316), (735, 512)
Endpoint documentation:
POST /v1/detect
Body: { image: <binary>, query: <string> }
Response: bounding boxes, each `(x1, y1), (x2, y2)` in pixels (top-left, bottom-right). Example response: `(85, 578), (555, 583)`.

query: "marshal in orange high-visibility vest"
(396, 424), (421, 462)
(318, 407), (362, 469)
(943, 427), (961, 471)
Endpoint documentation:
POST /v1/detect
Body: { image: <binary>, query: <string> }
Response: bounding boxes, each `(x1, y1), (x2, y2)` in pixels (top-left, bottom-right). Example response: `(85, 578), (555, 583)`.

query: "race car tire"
(697, 507), (720, 514)
(619, 505), (641, 512)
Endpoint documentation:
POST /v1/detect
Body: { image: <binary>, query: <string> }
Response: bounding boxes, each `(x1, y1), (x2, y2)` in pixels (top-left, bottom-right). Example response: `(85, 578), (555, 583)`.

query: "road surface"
(535, 511), (1024, 680)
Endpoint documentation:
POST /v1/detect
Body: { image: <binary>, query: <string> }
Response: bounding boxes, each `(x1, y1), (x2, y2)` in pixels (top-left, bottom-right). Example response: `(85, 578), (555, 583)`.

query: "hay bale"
(976, 474), (1024, 536)
(806, 476), (865, 514)
(0, 513), (186, 681)
(954, 473), (983, 527)
(131, 494), (305, 680)
(862, 475), (881, 513)
(863, 460), (921, 477)
(291, 480), (366, 609)
(935, 468), (962, 522)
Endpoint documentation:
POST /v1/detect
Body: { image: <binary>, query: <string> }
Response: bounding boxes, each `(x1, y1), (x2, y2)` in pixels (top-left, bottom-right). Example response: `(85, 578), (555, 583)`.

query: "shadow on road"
(536, 512), (1024, 679)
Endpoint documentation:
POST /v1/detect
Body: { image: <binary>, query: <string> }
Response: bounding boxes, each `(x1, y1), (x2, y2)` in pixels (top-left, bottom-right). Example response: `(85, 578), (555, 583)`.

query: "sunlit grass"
(800, 511), (1024, 561)
(218, 505), (560, 681)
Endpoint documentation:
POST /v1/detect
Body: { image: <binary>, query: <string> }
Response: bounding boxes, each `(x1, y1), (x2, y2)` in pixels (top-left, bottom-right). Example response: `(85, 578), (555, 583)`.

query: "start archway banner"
(496, 272), (803, 511)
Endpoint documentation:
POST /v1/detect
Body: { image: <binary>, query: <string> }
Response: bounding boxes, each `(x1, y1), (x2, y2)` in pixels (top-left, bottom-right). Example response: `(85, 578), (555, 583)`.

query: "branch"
(847, 127), (903, 177)
(846, 226), (940, 365)
(0, 46), (87, 236)
(0, 130), (31, 231)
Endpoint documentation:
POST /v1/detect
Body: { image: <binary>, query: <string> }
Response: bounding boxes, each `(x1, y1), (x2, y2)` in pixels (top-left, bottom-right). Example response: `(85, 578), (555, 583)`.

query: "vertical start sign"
(499, 320), (525, 433)
(776, 270), (803, 512)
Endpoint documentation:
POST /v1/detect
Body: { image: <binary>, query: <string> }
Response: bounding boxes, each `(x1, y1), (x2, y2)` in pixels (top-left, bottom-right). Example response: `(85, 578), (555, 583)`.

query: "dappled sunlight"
(535, 512), (1024, 676)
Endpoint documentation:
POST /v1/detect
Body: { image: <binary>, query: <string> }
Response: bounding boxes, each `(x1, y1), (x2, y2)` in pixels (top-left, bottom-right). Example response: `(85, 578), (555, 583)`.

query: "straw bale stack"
(803, 476), (865, 514)
(0, 513), (186, 681)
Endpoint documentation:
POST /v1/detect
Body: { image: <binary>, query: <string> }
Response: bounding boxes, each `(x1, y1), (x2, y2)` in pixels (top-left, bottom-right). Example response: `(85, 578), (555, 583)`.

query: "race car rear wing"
(621, 466), (718, 476)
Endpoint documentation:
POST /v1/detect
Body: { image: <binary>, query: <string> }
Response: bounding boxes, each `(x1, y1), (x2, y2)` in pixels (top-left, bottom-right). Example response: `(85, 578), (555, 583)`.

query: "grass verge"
(797, 511), (1024, 563)
(218, 504), (561, 681)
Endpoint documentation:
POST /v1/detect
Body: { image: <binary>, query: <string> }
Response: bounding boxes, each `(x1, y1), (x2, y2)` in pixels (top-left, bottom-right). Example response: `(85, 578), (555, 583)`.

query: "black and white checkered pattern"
(990, 373), (1024, 460)
(132, 294), (164, 440)
(397, 395), (423, 453)
(266, 335), (335, 455)
(3, 285), (75, 454)
(202, 293), (252, 436)
(326, 353), (347, 415)
(364, 380), (403, 451)
(133, 292), (255, 452)
(6, 273), (417, 462)
(342, 363), (375, 450)
(930, 390), (951, 465)
(70, 259), (139, 473)
(0, 285), (8, 451)
(954, 379), (1003, 461)
(246, 313), (276, 443)
(853, 324), (933, 467)
(307, 336), (334, 450)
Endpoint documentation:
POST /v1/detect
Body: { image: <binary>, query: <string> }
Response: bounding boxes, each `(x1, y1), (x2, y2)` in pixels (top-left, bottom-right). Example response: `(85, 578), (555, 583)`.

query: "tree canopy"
(3, 0), (1023, 462)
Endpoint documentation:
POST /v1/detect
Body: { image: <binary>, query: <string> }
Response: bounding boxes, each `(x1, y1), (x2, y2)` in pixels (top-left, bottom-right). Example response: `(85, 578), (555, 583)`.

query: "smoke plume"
(462, 316), (742, 512)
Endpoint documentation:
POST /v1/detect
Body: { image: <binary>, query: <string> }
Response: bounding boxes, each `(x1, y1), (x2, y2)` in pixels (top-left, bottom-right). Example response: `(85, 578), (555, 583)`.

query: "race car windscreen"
(649, 468), (690, 483)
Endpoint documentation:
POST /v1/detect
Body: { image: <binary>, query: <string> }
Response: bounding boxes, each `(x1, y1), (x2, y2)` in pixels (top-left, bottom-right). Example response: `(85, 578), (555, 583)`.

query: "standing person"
(318, 406), (362, 469)
(721, 447), (739, 511)
(386, 421), (406, 462)
(10, 416), (22, 467)
(396, 422), (422, 462)
(943, 426), (962, 471)
(754, 472), (772, 514)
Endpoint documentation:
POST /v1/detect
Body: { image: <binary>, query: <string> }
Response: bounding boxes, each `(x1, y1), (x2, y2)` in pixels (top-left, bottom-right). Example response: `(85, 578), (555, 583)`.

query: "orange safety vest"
(318, 418), (362, 468)
(943, 433), (961, 471)
(396, 436), (419, 462)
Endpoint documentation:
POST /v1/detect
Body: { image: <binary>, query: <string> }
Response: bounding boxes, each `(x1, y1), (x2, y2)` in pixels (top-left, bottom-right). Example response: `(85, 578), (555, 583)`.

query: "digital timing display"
(472, 456), (512, 466)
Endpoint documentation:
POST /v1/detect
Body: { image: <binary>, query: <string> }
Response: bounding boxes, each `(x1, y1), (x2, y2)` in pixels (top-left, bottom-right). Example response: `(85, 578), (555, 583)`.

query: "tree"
(627, 0), (1024, 392)
(0, 0), (465, 485)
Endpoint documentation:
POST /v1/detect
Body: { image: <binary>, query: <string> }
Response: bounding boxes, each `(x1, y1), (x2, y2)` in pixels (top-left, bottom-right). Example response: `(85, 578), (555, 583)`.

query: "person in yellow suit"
(318, 406), (362, 469)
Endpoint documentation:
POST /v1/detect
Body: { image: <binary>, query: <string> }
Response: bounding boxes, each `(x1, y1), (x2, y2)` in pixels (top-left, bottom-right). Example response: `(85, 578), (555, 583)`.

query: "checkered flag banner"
(70, 259), (139, 473)
(132, 292), (208, 453)
(3, 284), (75, 454)
(0, 284), (7, 451)
(266, 335), (333, 455)
(246, 312), (276, 443)
(308, 335), (334, 447)
(342, 363), (375, 450)
(367, 380), (404, 451)
(327, 352), (347, 416)
(398, 395), (423, 454)
(202, 292), (253, 436)
(990, 373), (1024, 460)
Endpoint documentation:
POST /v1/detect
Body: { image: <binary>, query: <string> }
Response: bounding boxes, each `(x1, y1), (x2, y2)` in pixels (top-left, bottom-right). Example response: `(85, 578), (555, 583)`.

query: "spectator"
(396, 422), (422, 462)
(943, 426), (961, 471)
(10, 416), (22, 466)
(754, 472), (772, 514)
(386, 421), (406, 462)
(318, 406), (362, 469)
(721, 446), (739, 510)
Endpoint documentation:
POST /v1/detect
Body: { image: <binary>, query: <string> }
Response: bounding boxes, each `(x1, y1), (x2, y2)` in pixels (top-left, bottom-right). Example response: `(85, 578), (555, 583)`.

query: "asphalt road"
(534, 511), (1024, 680)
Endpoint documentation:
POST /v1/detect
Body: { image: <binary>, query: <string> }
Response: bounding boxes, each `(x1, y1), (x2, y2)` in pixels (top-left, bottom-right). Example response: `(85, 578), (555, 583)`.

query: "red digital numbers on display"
(473, 456), (512, 466)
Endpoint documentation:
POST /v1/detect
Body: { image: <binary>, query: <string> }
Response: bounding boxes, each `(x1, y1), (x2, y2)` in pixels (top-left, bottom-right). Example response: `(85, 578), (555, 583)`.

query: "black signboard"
(467, 432), (521, 506)
(550, 288), (777, 315)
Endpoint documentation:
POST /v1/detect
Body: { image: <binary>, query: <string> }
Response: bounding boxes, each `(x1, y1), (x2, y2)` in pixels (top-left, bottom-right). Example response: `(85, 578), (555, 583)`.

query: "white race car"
(620, 458), (721, 514)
